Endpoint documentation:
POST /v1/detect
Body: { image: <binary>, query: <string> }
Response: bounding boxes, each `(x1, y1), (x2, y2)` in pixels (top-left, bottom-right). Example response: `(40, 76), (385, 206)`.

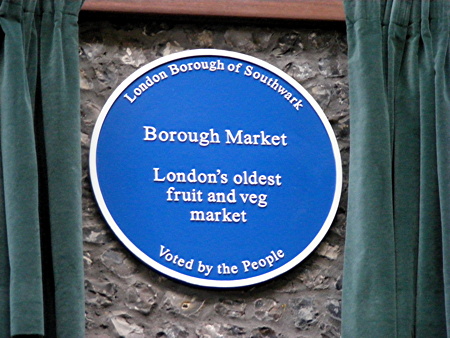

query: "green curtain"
(342, 0), (449, 337)
(0, 0), (84, 336)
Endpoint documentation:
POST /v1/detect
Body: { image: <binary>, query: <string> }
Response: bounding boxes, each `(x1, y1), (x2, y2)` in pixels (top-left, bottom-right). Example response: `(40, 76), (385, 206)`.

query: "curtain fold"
(0, 0), (84, 337)
(342, 0), (450, 337)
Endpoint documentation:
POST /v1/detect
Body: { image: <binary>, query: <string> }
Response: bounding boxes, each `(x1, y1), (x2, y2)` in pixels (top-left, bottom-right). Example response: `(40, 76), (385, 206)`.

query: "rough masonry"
(79, 14), (349, 337)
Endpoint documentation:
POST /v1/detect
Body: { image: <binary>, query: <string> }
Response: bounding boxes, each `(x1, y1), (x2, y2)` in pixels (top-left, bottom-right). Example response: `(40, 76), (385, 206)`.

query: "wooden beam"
(81, 0), (345, 22)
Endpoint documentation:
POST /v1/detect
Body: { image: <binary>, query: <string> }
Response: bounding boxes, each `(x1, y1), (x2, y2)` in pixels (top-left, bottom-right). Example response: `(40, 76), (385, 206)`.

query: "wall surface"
(79, 14), (349, 337)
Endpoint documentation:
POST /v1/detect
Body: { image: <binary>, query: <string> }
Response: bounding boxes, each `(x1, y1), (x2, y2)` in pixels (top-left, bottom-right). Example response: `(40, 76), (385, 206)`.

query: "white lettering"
(123, 72), (168, 103)
(224, 130), (287, 146)
(242, 250), (285, 272)
(143, 126), (220, 147)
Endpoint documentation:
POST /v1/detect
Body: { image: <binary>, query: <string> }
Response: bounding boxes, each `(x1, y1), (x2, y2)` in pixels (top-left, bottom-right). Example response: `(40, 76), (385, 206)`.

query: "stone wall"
(79, 14), (349, 337)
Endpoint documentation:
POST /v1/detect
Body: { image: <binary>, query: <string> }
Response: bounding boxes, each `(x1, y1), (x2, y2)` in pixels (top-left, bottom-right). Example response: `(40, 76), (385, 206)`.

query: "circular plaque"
(90, 49), (342, 287)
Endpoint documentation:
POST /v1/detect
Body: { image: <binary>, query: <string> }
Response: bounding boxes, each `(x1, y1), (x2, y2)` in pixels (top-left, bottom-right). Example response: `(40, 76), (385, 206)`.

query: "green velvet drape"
(342, 0), (450, 337)
(0, 0), (84, 336)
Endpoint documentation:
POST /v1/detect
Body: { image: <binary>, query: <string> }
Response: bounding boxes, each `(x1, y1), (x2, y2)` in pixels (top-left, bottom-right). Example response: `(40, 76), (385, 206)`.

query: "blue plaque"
(90, 49), (342, 287)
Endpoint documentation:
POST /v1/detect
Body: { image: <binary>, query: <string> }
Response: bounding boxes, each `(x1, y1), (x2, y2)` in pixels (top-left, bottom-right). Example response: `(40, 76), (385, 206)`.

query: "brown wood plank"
(81, 0), (345, 22)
